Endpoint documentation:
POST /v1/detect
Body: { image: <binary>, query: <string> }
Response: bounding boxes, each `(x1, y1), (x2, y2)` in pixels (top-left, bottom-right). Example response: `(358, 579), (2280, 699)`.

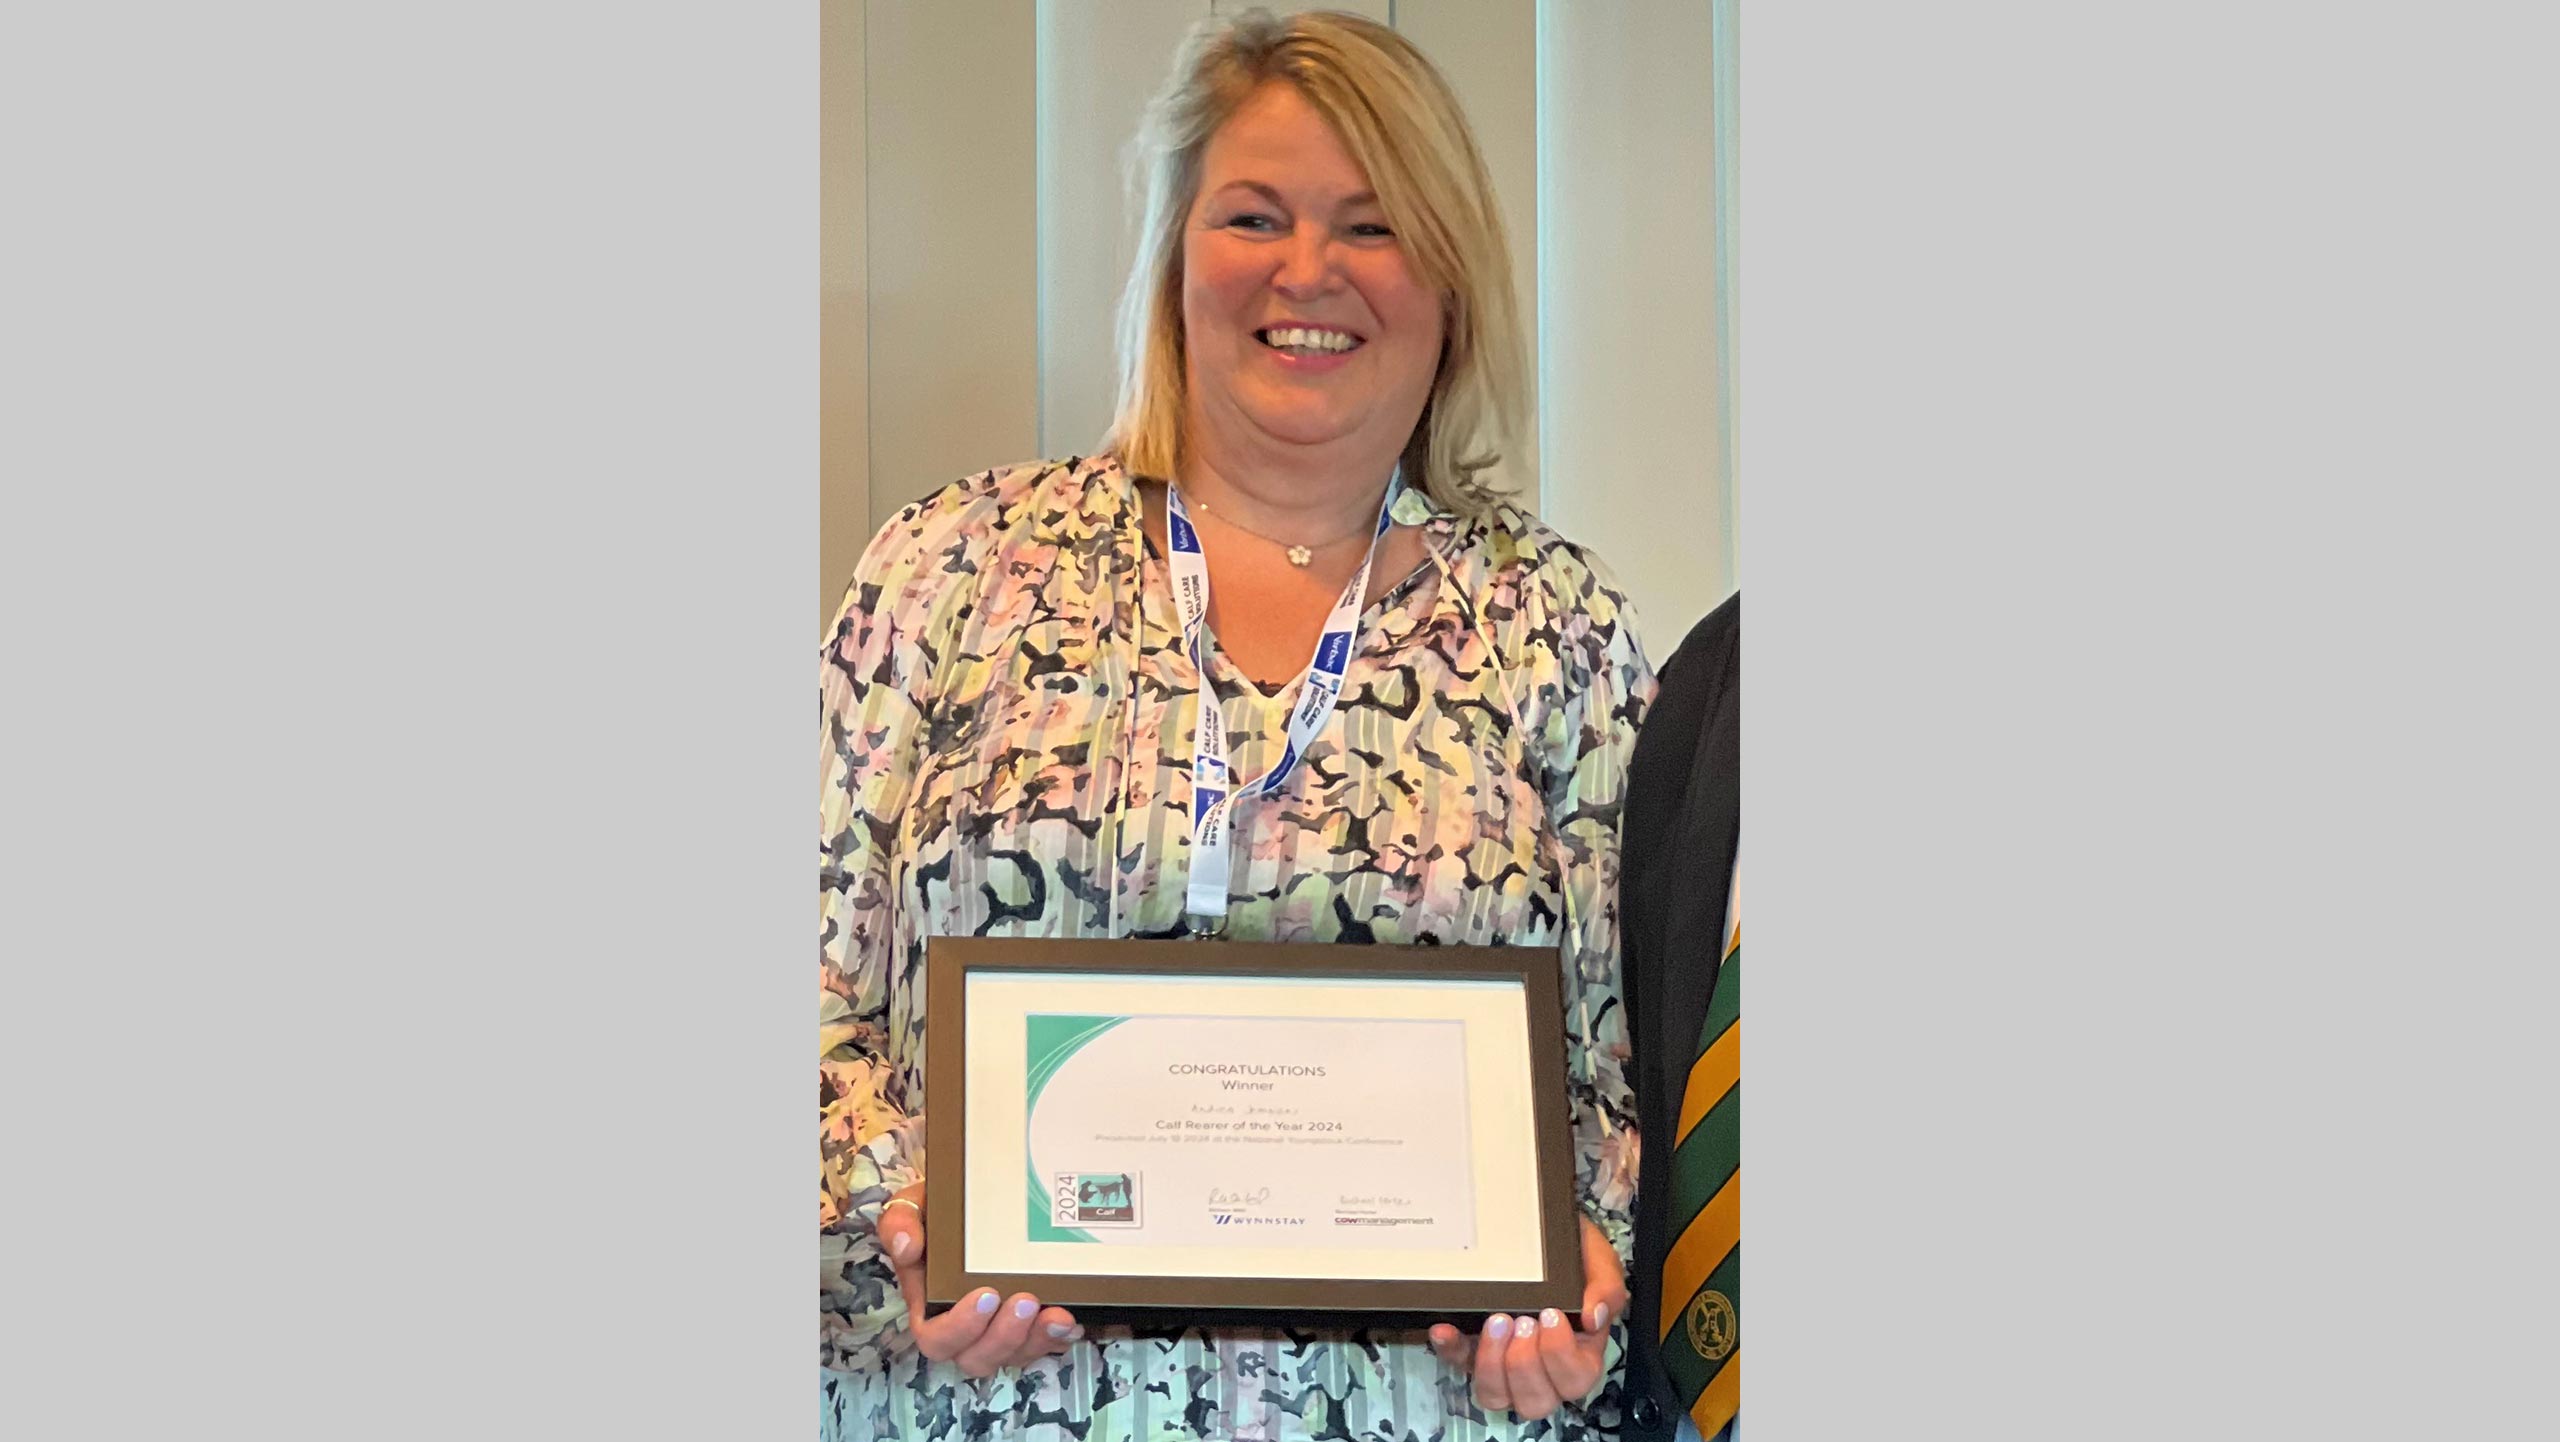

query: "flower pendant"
(1286, 545), (1312, 567)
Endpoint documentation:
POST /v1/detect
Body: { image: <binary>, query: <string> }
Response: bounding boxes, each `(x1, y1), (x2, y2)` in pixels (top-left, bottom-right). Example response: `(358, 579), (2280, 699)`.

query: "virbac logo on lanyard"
(1165, 479), (1398, 925)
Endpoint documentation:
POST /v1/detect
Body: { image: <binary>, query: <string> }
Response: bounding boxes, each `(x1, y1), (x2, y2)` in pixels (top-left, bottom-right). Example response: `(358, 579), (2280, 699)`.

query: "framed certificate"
(923, 936), (1586, 1327)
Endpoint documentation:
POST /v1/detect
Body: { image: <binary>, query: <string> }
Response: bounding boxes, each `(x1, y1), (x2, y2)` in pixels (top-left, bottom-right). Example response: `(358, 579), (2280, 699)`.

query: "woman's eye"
(1223, 213), (1280, 233)
(1348, 223), (1396, 240)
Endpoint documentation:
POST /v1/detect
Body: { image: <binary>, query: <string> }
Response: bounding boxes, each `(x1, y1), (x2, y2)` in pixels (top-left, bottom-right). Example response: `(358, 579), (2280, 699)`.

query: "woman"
(820, 11), (1652, 1439)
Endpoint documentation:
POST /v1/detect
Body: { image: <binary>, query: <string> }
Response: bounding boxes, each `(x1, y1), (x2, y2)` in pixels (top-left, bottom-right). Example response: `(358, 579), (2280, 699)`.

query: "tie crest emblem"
(1684, 1289), (1738, 1362)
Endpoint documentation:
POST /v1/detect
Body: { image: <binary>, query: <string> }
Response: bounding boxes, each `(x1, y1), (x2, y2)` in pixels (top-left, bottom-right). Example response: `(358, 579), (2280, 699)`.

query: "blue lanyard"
(1164, 479), (1396, 922)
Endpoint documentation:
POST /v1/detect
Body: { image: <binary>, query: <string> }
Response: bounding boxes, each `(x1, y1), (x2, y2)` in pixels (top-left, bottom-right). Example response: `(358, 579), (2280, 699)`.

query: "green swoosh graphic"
(1023, 1014), (1129, 1244)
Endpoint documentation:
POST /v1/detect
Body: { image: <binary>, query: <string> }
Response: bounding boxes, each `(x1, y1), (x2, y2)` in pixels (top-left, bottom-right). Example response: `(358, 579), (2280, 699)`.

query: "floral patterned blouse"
(820, 456), (1655, 1441)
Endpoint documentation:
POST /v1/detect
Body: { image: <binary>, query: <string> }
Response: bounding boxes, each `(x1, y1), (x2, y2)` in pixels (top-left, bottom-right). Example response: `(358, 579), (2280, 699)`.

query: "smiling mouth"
(1256, 326), (1365, 357)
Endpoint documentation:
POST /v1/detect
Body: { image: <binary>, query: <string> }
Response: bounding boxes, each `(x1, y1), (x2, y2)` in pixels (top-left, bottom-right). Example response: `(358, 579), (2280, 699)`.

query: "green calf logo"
(1060, 1171), (1139, 1224)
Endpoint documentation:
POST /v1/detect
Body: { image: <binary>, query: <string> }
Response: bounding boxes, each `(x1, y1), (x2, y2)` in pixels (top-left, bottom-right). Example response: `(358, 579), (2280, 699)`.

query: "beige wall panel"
(1536, 0), (1732, 643)
(1392, 0), (1540, 506)
(1037, 1), (1212, 459)
(863, 1), (1040, 535)
(821, 1), (869, 629)
(1712, 0), (1738, 584)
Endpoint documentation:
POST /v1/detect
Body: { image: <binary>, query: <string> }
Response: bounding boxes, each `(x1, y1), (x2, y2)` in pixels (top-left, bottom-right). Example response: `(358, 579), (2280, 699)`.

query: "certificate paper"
(959, 968), (1552, 1286)
(1023, 1013), (1477, 1250)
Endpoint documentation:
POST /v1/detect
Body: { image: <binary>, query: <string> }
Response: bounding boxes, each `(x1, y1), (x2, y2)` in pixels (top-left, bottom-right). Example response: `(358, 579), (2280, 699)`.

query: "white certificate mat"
(962, 971), (1547, 1284)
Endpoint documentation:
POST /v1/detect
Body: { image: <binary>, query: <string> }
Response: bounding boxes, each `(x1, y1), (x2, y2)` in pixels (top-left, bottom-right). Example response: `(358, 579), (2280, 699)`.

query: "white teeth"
(1263, 327), (1359, 353)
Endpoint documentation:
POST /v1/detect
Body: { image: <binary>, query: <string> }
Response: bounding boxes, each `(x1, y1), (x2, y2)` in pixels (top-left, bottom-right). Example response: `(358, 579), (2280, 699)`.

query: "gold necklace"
(1178, 488), (1377, 567)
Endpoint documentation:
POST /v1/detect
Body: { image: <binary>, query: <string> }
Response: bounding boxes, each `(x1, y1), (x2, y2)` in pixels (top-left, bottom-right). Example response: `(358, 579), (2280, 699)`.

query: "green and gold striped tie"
(1658, 920), (1739, 1437)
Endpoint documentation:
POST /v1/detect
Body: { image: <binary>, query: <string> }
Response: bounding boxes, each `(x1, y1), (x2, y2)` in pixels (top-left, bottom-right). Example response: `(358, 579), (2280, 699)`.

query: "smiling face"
(1180, 81), (1445, 472)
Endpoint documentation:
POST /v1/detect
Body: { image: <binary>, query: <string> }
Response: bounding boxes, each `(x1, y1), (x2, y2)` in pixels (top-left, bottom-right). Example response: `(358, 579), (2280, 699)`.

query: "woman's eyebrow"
(1208, 180), (1289, 208)
(1209, 179), (1380, 210)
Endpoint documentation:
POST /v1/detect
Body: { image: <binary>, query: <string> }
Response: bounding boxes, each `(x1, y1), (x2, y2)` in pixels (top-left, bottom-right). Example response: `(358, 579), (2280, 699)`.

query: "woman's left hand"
(1428, 1217), (1630, 1421)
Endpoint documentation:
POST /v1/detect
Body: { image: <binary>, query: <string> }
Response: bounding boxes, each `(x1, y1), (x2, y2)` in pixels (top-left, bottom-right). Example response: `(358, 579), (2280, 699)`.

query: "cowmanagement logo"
(1334, 1216), (1432, 1227)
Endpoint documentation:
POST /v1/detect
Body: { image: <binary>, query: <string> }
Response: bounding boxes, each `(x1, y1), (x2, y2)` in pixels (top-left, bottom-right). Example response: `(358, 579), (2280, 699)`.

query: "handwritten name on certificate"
(1023, 1013), (1478, 1250)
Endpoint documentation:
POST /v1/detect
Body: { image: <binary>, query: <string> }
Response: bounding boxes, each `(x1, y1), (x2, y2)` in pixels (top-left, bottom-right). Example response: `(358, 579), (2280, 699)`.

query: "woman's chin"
(1235, 406), (1372, 452)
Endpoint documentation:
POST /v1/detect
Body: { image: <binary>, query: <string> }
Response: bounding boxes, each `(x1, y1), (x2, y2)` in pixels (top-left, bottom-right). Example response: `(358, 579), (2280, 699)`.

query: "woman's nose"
(1270, 229), (1337, 298)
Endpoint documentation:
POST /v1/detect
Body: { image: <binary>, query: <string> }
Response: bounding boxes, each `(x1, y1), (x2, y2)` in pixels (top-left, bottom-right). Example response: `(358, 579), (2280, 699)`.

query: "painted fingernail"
(1068, 1325), (1085, 1341)
(1593, 1302), (1611, 1330)
(1486, 1315), (1512, 1339)
(1014, 1297), (1038, 1320)
(1047, 1322), (1074, 1339)
(1517, 1314), (1538, 1337)
(888, 1232), (914, 1261)
(1542, 1308), (1564, 1330)
(975, 1291), (999, 1315)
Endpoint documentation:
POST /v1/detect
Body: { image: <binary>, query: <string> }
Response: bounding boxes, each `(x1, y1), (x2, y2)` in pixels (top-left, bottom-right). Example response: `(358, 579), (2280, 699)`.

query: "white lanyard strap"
(1166, 479), (1396, 922)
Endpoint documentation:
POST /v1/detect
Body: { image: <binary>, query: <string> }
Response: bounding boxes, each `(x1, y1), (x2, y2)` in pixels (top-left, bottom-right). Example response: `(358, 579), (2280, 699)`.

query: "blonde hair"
(1102, 9), (1526, 514)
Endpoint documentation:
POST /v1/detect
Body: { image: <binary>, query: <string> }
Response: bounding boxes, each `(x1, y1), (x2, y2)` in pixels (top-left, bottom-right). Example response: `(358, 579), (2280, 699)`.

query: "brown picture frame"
(921, 935), (1587, 1330)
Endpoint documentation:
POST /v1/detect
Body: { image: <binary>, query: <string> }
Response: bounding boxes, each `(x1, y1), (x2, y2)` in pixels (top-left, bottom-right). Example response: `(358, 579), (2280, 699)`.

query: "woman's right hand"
(874, 1180), (1084, 1376)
